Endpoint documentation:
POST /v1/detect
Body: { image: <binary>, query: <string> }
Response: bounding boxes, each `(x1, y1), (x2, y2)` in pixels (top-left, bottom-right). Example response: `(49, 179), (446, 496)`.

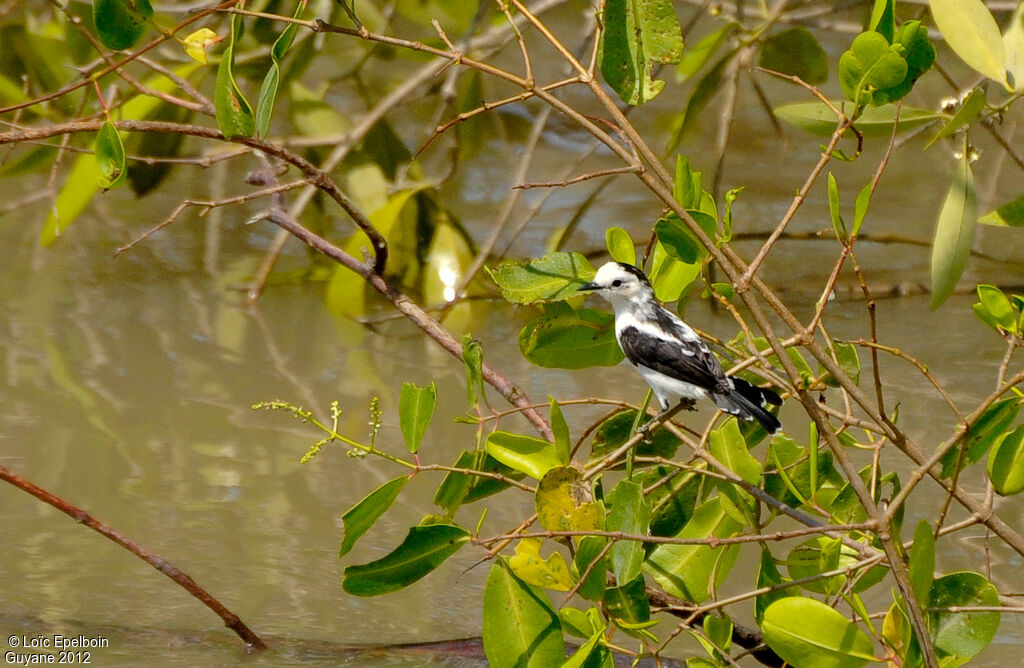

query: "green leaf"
(598, 0), (684, 105)
(708, 418), (761, 486)
(590, 410), (682, 462)
(762, 597), (875, 668)
(976, 284), (1017, 333)
(518, 304), (624, 369)
(486, 431), (564, 481)
(605, 575), (651, 626)
(561, 626), (605, 668)
(868, 0), (896, 43)
(94, 120), (126, 189)
(909, 520), (935, 605)
(549, 397), (571, 465)
(509, 538), (572, 591)
(704, 613), (733, 655)
(755, 547), (798, 623)
(649, 241), (700, 303)
(774, 101), (941, 136)
(820, 340), (861, 387)
(979, 191), (1024, 227)
(433, 450), (523, 514)
(488, 252), (595, 304)
(559, 606), (599, 638)
(254, 2), (303, 139)
(655, 213), (708, 263)
(482, 559), (564, 668)
(644, 497), (741, 603)
(93, 0), (152, 50)
(572, 536), (608, 601)
(606, 480), (649, 584)
(398, 382), (436, 455)
(646, 467), (701, 538)
(214, 14), (255, 139)
(940, 397), (1021, 477)
(827, 173), (848, 243)
(759, 27), (828, 85)
(987, 423), (1024, 495)
(928, 571), (1001, 661)
(838, 31), (907, 106)
(677, 23), (732, 82)
(1005, 1), (1024, 90)
(342, 523), (469, 595)
(852, 183), (872, 237)
(786, 537), (846, 595)
(926, 85), (987, 149)
(339, 476), (408, 557)
(255, 63), (280, 140)
(930, 148), (977, 309)
(605, 226), (636, 264)
(535, 466), (602, 532)
(928, 0), (1008, 85)
(462, 334), (484, 407)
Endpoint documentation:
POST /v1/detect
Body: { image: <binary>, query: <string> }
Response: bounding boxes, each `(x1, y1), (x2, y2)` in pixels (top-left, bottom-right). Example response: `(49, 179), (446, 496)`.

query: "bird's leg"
(637, 399), (696, 440)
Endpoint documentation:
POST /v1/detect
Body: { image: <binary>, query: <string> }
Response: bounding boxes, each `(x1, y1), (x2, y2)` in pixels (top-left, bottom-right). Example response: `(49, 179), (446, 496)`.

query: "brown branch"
(254, 207), (554, 441)
(0, 463), (267, 649)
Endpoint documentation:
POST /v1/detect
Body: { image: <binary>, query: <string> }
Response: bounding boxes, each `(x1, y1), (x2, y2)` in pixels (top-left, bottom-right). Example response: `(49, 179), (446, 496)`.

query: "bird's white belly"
(635, 363), (708, 407)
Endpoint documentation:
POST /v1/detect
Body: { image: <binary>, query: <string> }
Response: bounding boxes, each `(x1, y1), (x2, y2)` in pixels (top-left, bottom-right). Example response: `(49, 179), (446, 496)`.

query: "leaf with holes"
(598, 0), (684, 105)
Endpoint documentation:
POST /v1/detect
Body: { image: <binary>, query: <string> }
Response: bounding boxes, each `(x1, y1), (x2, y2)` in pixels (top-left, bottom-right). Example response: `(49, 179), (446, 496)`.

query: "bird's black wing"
(619, 326), (724, 391)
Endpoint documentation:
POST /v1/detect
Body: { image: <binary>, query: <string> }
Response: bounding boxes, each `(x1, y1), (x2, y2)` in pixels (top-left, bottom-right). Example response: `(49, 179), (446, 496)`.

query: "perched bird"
(578, 261), (782, 433)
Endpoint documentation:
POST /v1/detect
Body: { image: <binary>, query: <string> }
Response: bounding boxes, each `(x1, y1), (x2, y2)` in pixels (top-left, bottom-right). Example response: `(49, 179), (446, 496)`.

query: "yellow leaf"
(182, 28), (220, 65)
(509, 538), (572, 591)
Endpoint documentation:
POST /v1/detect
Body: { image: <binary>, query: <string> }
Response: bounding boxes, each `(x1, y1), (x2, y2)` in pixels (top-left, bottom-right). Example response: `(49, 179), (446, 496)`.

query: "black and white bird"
(578, 261), (782, 433)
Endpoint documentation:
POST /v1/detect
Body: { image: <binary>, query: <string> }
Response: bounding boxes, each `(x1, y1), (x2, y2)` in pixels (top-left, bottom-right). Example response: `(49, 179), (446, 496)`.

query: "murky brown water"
(3, 11), (1024, 666)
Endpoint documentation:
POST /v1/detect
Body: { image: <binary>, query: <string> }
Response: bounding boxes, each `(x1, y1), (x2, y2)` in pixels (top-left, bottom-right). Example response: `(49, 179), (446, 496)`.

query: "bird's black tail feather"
(713, 378), (782, 433)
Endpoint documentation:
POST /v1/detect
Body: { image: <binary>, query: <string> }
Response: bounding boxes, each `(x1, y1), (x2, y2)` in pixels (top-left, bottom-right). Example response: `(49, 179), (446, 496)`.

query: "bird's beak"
(577, 281), (601, 292)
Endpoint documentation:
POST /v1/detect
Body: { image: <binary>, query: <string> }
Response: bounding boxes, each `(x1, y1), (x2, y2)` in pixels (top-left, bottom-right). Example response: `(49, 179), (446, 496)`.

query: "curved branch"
(0, 464), (266, 649)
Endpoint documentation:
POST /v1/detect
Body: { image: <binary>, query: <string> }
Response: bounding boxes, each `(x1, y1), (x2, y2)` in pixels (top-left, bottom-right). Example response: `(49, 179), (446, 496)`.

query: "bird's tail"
(712, 378), (782, 433)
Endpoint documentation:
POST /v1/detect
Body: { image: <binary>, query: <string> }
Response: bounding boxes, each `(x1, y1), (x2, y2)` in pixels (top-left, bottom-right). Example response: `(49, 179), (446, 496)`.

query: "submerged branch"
(0, 463), (267, 650)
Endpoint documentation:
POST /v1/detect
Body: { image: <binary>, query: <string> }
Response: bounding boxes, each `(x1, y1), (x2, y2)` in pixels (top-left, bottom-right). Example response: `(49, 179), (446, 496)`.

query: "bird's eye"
(611, 279), (622, 287)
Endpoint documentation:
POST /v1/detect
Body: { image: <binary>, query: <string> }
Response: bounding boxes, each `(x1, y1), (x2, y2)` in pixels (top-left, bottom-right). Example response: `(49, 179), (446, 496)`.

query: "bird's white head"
(577, 261), (654, 308)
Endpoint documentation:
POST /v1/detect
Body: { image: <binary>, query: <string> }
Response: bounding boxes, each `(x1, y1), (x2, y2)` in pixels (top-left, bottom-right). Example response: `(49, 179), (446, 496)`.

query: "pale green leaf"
(774, 101), (942, 136)
(762, 597), (875, 668)
(929, 0), (1008, 85)
(487, 431), (563, 480)
(930, 149), (977, 309)
(1005, 1), (1024, 90)
(605, 226), (636, 264)
(482, 559), (564, 668)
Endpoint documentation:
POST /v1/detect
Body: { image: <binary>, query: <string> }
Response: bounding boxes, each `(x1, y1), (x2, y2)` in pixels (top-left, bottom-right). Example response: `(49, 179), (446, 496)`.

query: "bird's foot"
(678, 398), (698, 412)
